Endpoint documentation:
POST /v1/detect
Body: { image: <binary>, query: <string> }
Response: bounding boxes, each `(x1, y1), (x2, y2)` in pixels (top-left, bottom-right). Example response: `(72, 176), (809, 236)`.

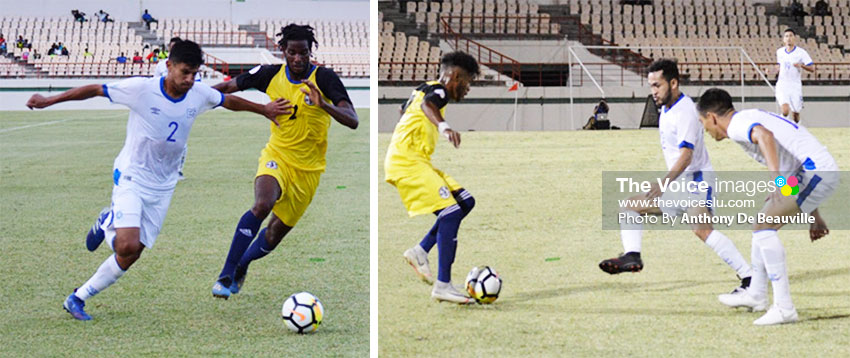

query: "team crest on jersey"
(304, 95), (314, 106)
(439, 186), (450, 199)
(266, 160), (278, 169)
(186, 108), (197, 118)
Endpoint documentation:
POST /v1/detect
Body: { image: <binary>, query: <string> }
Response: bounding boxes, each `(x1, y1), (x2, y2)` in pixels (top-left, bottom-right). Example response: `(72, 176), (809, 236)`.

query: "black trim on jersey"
(315, 67), (352, 106)
(400, 83), (449, 112)
(422, 83), (449, 109)
(236, 64), (281, 93)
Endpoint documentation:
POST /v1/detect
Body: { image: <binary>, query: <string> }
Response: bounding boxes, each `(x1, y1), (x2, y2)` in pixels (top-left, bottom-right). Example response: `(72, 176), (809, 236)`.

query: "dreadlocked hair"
(277, 24), (318, 50)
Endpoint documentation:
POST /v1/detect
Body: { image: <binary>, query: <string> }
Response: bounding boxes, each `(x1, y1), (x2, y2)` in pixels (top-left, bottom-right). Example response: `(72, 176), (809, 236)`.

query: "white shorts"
(775, 87), (803, 113)
(659, 171), (716, 216)
(100, 178), (174, 249)
(793, 157), (839, 214)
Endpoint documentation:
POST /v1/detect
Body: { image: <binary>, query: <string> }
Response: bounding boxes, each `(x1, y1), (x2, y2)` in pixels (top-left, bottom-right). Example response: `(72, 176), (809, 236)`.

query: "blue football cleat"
(86, 207), (110, 252)
(63, 292), (92, 321)
(212, 279), (231, 299)
(230, 267), (247, 295)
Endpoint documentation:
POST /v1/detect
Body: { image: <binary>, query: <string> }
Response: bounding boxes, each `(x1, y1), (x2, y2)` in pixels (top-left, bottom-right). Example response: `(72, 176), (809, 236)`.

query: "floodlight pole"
(568, 46), (573, 131)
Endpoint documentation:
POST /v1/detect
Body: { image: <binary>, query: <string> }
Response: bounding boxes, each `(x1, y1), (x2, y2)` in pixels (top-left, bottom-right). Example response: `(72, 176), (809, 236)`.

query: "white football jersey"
(776, 46), (813, 90)
(104, 76), (224, 190)
(658, 93), (714, 178)
(726, 109), (837, 176)
(154, 60), (203, 81)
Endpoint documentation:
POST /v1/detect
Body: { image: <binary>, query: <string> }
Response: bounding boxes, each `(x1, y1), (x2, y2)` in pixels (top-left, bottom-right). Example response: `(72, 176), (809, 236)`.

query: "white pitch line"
(0, 112), (125, 134)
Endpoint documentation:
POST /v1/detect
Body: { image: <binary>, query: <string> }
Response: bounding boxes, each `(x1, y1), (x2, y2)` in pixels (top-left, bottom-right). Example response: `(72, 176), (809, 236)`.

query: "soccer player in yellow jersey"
(385, 52), (480, 304)
(209, 24), (359, 298)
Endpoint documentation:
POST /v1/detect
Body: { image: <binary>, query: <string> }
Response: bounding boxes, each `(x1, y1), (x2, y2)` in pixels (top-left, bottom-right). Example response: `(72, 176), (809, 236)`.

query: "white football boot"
(432, 281), (472, 304)
(718, 288), (768, 312)
(403, 245), (434, 284)
(754, 305), (799, 326)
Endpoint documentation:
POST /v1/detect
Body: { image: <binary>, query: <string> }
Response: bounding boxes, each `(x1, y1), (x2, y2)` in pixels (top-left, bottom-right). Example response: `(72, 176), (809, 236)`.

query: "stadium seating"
(153, 18), (251, 46)
(379, 15), (441, 81)
(254, 19), (369, 77)
(1, 16), (367, 79)
(0, 56), (26, 78)
(572, 0), (850, 82)
(406, 0), (560, 35)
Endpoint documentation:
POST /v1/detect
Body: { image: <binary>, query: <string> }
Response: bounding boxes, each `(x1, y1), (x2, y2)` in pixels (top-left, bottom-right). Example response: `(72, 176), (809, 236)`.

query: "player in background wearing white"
(155, 37), (201, 180)
(698, 88), (837, 325)
(26, 40), (292, 321)
(599, 60), (753, 295)
(772, 28), (814, 123)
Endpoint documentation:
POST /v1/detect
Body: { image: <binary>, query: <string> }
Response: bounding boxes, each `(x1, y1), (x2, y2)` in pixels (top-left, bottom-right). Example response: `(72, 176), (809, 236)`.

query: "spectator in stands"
(96, 10), (115, 23)
(47, 43), (57, 56)
(22, 48), (29, 60)
(23, 39), (31, 50)
(133, 52), (144, 63)
(116, 52), (127, 63)
(72, 9), (87, 23)
(84, 48), (93, 57)
(157, 46), (168, 61)
(61, 46), (69, 56)
(16, 35), (24, 49)
(788, 0), (807, 22)
(146, 49), (161, 63)
(32, 49), (41, 59)
(0, 41), (6, 55)
(0, 33), (6, 48)
(142, 9), (158, 29)
(814, 0), (831, 16)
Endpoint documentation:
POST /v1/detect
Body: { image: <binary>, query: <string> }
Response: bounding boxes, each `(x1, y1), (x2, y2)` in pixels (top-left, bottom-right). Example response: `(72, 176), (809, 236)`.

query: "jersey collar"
(785, 46), (796, 54)
(285, 64), (317, 85)
(663, 93), (685, 113)
(160, 77), (187, 103)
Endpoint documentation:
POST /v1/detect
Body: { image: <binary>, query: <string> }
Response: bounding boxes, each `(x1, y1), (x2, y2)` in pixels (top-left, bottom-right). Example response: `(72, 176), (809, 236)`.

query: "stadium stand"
(1, 15), (368, 79)
(379, 0), (850, 85)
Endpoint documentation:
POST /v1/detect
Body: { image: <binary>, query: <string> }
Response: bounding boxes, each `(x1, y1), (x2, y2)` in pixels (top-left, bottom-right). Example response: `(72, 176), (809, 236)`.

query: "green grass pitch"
(379, 127), (850, 356)
(1, 108), (369, 357)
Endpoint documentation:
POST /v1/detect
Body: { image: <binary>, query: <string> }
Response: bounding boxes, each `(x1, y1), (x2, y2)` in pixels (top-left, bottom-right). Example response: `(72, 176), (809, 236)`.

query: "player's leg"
(230, 214), (293, 294)
(65, 227), (142, 321)
(780, 103), (791, 118)
(213, 174), (280, 299)
(430, 203), (470, 304)
(416, 189), (476, 255)
(599, 192), (660, 274)
(687, 206), (753, 290)
(750, 196), (798, 325)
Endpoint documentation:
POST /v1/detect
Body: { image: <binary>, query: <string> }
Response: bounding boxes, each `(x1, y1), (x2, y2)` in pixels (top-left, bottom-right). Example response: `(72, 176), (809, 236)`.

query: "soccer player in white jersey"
(25, 40), (292, 321)
(155, 37), (200, 180)
(697, 88), (837, 325)
(599, 60), (753, 294)
(773, 28), (814, 123)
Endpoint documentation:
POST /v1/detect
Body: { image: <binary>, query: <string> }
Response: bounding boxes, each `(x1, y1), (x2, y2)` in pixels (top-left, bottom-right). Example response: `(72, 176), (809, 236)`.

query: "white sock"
(748, 234), (768, 300)
(755, 230), (794, 310)
(74, 254), (126, 301)
(705, 230), (753, 279)
(620, 210), (642, 253)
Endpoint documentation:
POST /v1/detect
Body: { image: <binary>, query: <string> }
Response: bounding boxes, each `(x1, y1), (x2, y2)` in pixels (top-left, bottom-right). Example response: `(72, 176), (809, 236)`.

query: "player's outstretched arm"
(221, 94), (293, 126)
(212, 79), (240, 94)
(26, 84), (104, 109)
(422, 100), (460, 148)
(649, 147), (693, 198)
(300, 79), (358, 129)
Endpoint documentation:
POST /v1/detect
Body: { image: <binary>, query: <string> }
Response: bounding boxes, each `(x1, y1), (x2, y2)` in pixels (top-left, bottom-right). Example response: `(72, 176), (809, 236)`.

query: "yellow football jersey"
(236, 64), (352, 172)
(385, 81), (449, 180)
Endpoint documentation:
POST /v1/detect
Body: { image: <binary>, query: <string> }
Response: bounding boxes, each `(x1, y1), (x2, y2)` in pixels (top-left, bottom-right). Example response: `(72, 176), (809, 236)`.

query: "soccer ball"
(281, 292), (324, 334)
(465, 266), (502, 304)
